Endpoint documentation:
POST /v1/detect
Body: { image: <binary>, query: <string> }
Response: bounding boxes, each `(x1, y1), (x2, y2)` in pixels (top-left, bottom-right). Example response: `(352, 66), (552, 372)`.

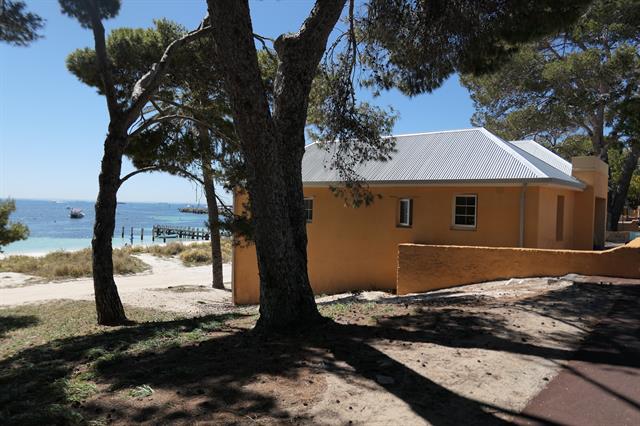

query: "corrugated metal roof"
(510, 140), (573, 176)
(302, 128), (585, 189)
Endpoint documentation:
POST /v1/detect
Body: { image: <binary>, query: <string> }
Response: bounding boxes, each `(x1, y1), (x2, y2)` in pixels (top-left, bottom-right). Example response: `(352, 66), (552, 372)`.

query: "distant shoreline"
(3, 197), (224, 205)
(1, 237), (214, 259)
(0, 196), (198, 205)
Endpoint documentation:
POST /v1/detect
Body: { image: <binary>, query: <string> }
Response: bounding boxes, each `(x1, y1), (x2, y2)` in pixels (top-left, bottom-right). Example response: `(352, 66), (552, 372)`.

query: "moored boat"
(69, 208), (85, 219)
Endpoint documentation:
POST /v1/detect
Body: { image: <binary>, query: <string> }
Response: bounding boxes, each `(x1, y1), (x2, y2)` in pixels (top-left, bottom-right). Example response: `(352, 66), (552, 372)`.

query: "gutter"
(302, 178), (586, 190)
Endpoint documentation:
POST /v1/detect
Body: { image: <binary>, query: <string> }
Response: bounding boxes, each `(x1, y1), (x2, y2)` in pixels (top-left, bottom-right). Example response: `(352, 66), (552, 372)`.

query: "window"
(556, 195), (565, 241)
(304, 198), (313, 223)
(453, 195), (477, 228)
(398, 198), (412, 227)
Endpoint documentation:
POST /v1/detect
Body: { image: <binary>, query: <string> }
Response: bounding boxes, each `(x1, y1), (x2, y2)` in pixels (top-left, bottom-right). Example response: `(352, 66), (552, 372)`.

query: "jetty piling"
(152, 225), (210, 243)
(179, 207), (208, 214)
(115, 225), (209, 244)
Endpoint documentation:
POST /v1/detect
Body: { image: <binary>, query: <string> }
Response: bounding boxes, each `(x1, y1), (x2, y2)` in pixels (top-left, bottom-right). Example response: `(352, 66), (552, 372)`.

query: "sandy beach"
(0, 254), (233, 314)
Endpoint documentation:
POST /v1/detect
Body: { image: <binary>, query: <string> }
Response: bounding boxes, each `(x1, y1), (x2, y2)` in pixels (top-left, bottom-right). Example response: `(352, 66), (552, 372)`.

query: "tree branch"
(128, 112), (233, 144)
(119, 164), (233, 215)
(272, 0), (346, 127)
(544, 40), (564, 61)
(87, 0), (120, 120)
(254, 33), (278, 63)
(124, 18), (213, 128)
(118, 166), (162, 187)
(215, 192), (234, 216)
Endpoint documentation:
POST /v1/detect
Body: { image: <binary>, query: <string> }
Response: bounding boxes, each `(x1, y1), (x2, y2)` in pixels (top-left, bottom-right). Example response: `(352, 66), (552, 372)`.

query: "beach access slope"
(0, 254), (232, 312)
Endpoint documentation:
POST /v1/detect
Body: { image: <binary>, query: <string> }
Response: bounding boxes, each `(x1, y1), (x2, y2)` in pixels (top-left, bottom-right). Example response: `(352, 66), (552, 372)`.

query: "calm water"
(4, 199), (212, 254)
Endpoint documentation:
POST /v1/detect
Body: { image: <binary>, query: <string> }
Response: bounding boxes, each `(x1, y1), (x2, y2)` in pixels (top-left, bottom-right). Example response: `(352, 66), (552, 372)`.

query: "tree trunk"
(201, 161), (225, 289)
(608, 143), (640, 231)
(92, 134), (127, 325)
(591, 107), (609, 163)
(207, 0), (345, 333)
(271, 2), (345, 329)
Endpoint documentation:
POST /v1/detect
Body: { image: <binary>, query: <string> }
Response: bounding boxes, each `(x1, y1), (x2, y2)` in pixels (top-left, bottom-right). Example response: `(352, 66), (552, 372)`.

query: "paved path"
(0, 254), (232, 306)
(516, 284), (640, 426)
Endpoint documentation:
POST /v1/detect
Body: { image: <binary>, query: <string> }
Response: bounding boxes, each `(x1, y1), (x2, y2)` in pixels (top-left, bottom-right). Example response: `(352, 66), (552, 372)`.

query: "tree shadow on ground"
(0, 314), (39, 338)
(1, 283), (638, 425)
(0, 312), (246, 425)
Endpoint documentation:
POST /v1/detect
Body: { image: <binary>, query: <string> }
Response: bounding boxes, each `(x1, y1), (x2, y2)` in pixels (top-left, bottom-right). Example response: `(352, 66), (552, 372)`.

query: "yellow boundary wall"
(397, 238), (640, 295)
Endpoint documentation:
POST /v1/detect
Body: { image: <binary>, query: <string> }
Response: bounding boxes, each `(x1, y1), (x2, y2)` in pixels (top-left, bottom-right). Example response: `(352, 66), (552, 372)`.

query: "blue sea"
(4, 199), (212, 255)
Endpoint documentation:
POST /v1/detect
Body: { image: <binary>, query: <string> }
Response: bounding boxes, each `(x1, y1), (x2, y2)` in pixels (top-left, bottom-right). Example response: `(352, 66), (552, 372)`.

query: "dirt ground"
(53, 276), (636, 425)
(2, 259), (637, 425)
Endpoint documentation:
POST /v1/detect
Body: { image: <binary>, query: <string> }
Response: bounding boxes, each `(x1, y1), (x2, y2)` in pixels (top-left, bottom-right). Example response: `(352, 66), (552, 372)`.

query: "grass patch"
(128, 384), (154, 398)
(319, 301), (378, 321)
(59, 377), (98, 403)
(0, 301), (244, 425)
(0, 301), (179, 359)
(136, 238), (232, 266)
(0, 248), (149, 280)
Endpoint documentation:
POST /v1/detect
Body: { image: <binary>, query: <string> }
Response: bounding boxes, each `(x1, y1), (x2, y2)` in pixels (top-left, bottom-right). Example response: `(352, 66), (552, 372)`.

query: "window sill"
(396, 224), (412, 229)
(450, 225), (476, 231)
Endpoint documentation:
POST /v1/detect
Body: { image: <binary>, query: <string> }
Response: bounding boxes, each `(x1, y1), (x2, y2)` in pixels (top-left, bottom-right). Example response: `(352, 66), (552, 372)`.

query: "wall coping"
(399, 238), (640, 254)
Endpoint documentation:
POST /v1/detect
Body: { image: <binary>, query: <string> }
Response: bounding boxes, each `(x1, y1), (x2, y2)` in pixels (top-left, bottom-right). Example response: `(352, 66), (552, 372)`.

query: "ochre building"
(232, 128), (609, 304)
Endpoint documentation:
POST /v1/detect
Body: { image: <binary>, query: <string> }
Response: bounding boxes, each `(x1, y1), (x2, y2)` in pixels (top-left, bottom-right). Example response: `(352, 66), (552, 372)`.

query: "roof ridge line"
(510, 140), (573, 173)
(478, 128), (546, 178)
(387, 127), (480, 138)
(306, 128), (482, 147)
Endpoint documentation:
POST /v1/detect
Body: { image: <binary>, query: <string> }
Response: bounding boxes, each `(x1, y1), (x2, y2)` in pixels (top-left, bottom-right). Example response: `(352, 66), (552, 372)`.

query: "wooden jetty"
(179, 207), (208, 214)
(152, 225), (210, 242)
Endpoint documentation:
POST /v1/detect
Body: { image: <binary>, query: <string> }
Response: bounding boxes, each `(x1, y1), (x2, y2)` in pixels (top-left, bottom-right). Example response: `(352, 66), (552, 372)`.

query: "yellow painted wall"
(535, 187), (576, 249)
(571, 156), (609, 249)
(232, 190), (260, 305)
(397, 239), (640, 295)
(233, 184), (583, 304)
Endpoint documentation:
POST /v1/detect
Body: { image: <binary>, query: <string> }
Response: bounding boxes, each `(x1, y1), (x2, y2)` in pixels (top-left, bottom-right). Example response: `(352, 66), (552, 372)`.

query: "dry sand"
(0, 254), (232, 314)
(307, 277), (636, 424)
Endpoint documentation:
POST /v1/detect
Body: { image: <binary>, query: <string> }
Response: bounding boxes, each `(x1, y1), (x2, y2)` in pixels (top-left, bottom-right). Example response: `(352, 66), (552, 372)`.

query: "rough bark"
(204, 179), (224, 289)
(591, 106), (609, 163)
(588, 110), (609, 163)
(92, 133), (128, 325)
(608, 143), (640, 231)
(272, 1), (347, 324)
(207, 0), (345, 333)
(199, 137), (225, 290)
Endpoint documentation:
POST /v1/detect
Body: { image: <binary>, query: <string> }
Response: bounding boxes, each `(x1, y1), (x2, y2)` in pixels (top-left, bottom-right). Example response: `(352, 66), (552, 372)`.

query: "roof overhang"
(303, 178), (586, 191)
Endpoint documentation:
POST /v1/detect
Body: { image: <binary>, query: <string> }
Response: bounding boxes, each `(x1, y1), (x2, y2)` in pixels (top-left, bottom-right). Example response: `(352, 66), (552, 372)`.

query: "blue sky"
(0, 0), (475, 203)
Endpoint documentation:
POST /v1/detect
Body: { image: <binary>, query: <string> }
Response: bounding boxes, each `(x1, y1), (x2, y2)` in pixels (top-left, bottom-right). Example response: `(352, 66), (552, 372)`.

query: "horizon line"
(0, 196), (228, 205)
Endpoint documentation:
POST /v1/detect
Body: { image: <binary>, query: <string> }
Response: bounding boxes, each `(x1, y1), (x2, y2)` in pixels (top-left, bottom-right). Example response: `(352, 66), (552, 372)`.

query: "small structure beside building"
(232, 128), (611, 304)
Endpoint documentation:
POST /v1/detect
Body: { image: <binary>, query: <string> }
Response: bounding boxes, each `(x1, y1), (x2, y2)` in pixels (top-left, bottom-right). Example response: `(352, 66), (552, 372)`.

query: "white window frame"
(304, 198), (314, 223)
(398, 198), (412, 227)
(452, 194), (477, 229)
